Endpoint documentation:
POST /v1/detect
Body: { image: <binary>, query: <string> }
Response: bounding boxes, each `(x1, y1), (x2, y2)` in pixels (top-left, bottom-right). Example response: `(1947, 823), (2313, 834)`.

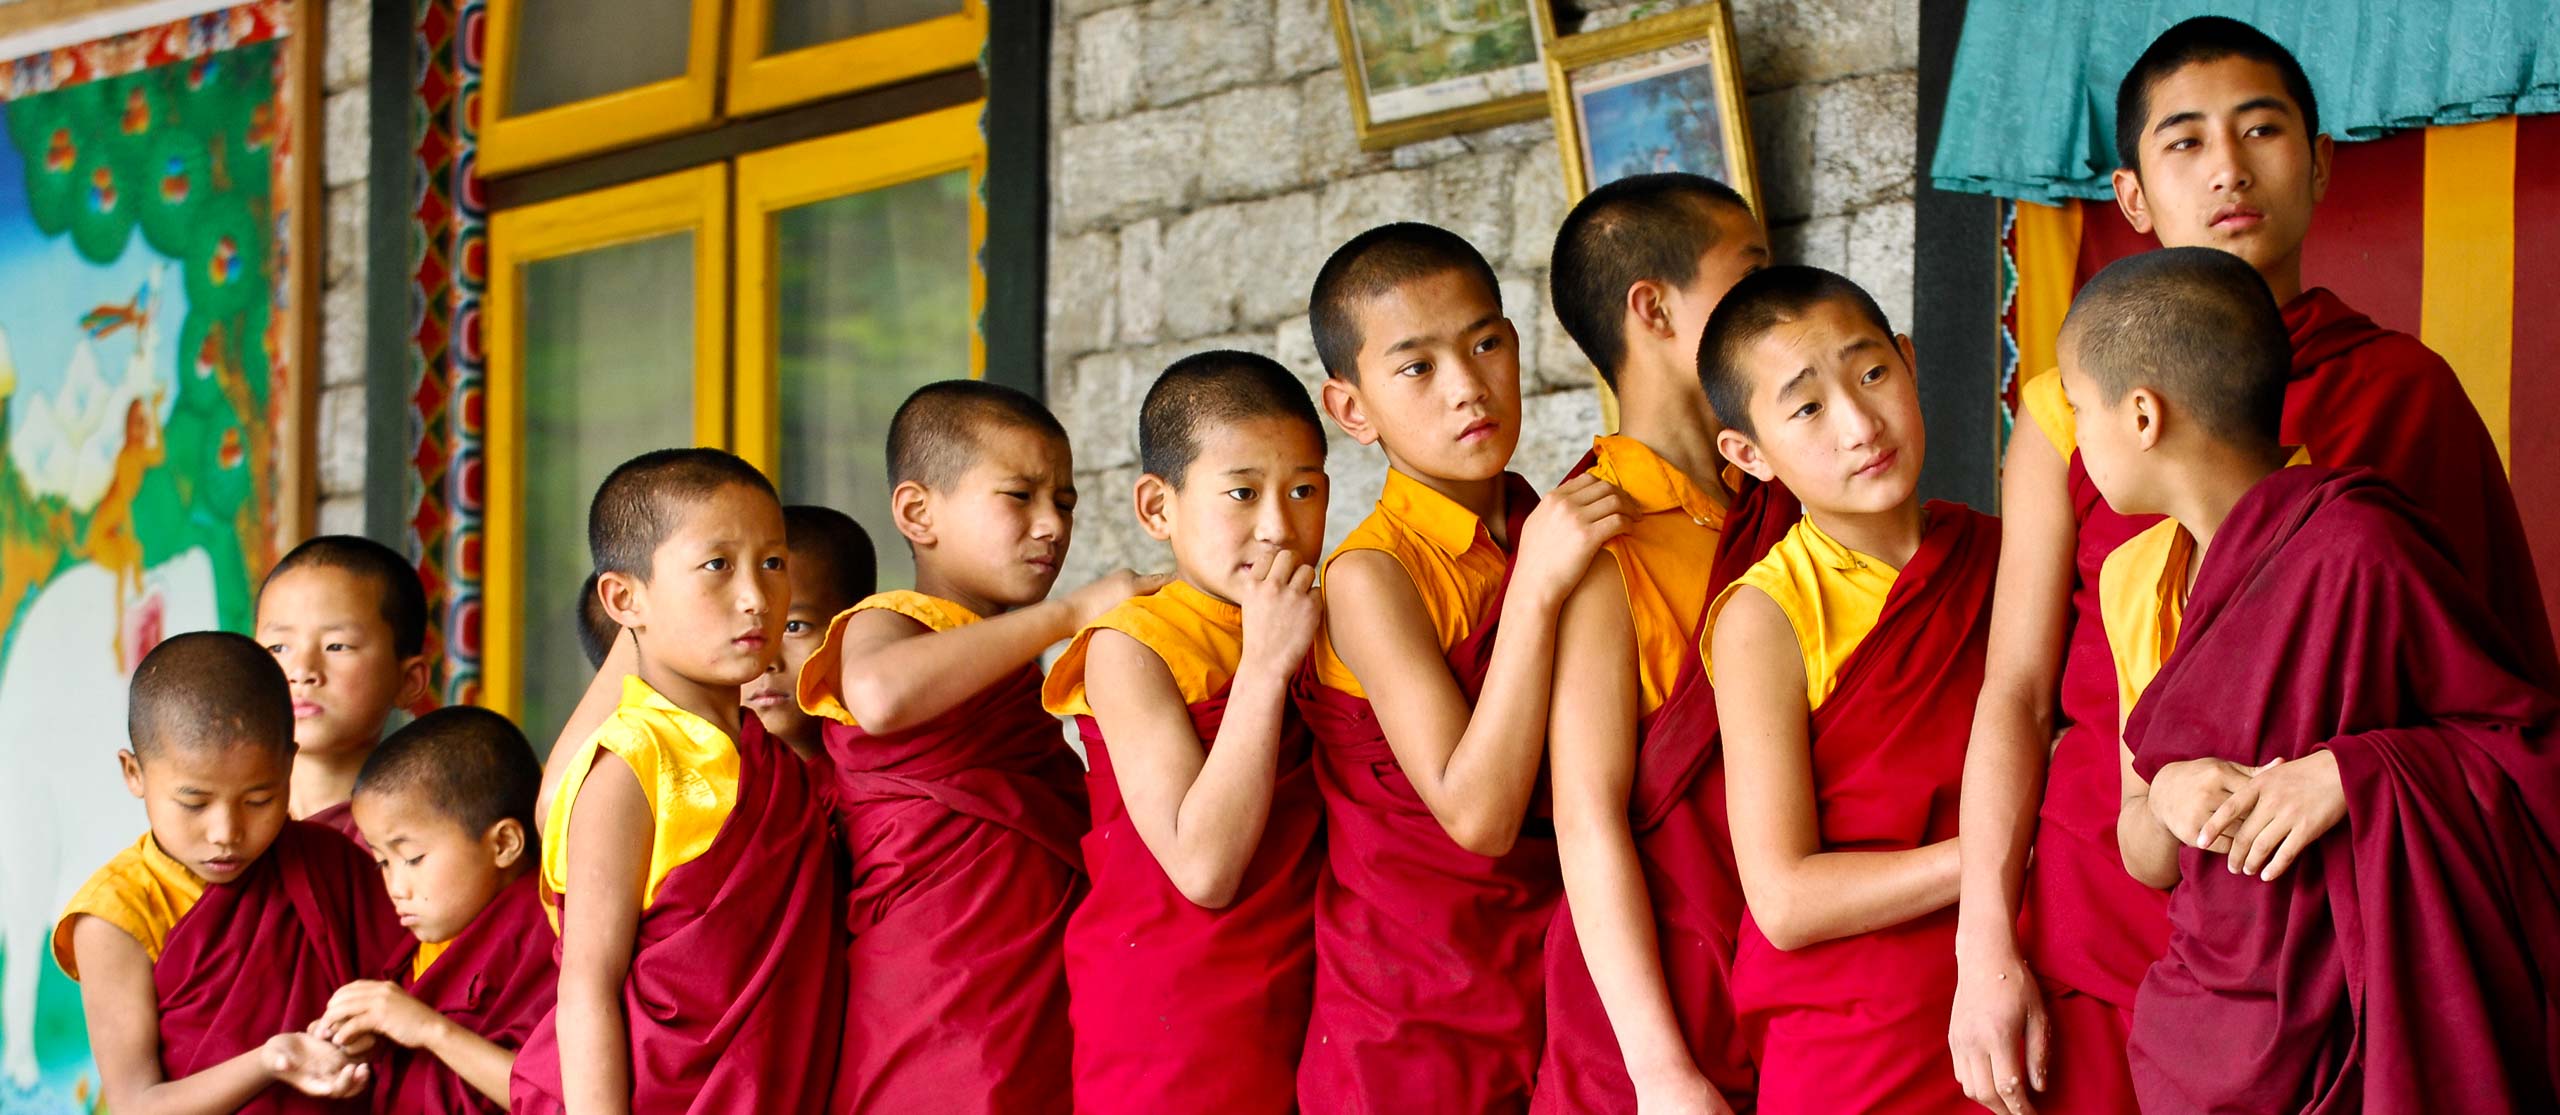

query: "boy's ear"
(1628, 279), (1676, 344)
(2111, 166), (2156, 236)
(117, 749), (144, 797)
(889, 479), (936, 549)
(1717, 427), (1774, 483)
(1132, 473), (1176, 543)
(1895, 333), (1918, 378)
(395, 653), (431, 710)
(2127, 386), (2165, 452)
(596, 569), (645, 629)
(1319, 377), (1381, 447)
(484, 817), (528, 870)
(2308, 132), (2334, 207)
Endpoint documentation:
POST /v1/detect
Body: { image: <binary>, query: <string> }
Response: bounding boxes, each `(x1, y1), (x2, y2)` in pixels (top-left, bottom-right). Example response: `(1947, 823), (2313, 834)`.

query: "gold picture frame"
(1545, 3), (1759, 210)
(1329, 0), (1555, 151)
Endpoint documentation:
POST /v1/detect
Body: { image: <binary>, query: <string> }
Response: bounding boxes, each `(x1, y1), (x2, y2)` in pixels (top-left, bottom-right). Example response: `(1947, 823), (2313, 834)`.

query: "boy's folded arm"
(557, 751), (649, 1115)
(1327, 551), (1552, 857)
(1087, 630), (1285, 909)
(2117, 743), (2184, 890)
(1955, 418), (2075, 955)
(1549, 562), (1713, 1097)
(823, 601), (1075, 734)
(1715, 588), (1960, 952)
(71, 917), (287, 1115)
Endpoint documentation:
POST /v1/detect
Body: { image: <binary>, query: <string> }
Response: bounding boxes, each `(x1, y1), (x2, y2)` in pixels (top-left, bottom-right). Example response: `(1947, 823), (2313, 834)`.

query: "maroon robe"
(2022, 287), (2554, 1112)
(372, 872), (555, 1114)
(2125, 466), (2560, 1114)
(1292, 476), (1557, 1112)
(1534, 474), (1799, 1114)
(509, 715), (845, 1115)
(1732, 504), (1996, 1115)
(1067, 695), (1322, 1115)
(153, 820), (408, 1114)
(303, 800), (366, 849)
(819, 662), (1086, 1114)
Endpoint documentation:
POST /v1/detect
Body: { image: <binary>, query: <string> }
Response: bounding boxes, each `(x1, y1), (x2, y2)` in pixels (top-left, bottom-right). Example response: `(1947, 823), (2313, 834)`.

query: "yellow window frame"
(483, 166), (732, 719)
(479, 0), (726, 176)
(731, 102), (987, 476)
(726, 1), (987, 117)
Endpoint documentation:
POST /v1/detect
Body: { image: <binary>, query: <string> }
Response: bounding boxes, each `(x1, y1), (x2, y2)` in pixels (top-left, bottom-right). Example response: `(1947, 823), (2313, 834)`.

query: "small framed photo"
(1329, 0), (1555, 151)
(1546, 3), (1759, 209)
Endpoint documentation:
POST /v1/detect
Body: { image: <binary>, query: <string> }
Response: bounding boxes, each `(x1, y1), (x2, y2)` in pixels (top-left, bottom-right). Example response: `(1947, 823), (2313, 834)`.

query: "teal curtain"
(1932, 1), (2560, 201)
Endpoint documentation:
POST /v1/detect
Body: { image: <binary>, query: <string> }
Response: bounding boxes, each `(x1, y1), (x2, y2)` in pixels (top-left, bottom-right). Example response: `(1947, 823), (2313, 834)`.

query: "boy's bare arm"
(74, 917), (363, 1114)
(1548, 560), (1730, 1113)
(829, 571), (1166, 735)
(557, 752), (650, 1115)
(313, 979), (516, 1106)
(1329, 473), (1630, 856)
(1716, 588), (1959, 953)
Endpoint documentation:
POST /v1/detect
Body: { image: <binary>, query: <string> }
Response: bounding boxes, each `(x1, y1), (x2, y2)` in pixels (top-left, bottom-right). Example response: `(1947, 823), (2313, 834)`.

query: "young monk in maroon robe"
(1702, 266), (1993, 1115)
(1041, 351), (1328, 1115)
(512, 448), (844, 1114)
(1293, 222), (1629, 1112)
(57, 631), (408, 1113)
(2053, 246), (2560, 1114)
(307, 706), (553, 1113)
(1948, 20), (2554, 1115)
(1539, 173), (1783, 1115)
(740, 504), (873, 762)
(254, 536), (435, 845)
(793, 382), (1157, 1114)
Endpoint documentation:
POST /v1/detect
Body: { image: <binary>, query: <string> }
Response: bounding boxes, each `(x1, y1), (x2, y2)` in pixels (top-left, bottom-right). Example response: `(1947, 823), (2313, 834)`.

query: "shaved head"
(129, 631), (295, 762)
(354, 705), (542, 841)
(885, 380), (1069, 490)
(2062, 246), (2289, 448)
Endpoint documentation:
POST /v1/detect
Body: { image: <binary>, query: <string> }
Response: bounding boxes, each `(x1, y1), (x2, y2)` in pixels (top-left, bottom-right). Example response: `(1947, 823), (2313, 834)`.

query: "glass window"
(773, 170), (973, 590)
(507, 0), (695, 115)
(517, 232), (698, 742)
(766, 0), (964, 55)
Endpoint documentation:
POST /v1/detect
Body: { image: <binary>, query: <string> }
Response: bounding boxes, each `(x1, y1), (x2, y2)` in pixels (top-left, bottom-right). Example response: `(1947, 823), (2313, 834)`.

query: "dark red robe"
(1067, 695), (1322, 1115)
(509, 715), (845, 1115)
(2021, 288), (2554, 1112)
(153, 820), (408, 1114)
(1292, 478), (1556, 1112)
(372, 872), (555, 1114)
(2124, 466), (2560, 1115)
(303, 800), (366, 849)
(1731, 504), (1995, 1115)
(1533, 474), (1799, 1114)
(819, 664), (1086, 1115)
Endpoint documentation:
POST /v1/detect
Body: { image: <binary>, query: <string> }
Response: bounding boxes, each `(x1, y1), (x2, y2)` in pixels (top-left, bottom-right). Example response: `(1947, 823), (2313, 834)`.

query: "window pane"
(520, 232), (697, 746)
(766, 0), (962, 55)
(508, 0), (694, 115)
(774, 170), (972, 591)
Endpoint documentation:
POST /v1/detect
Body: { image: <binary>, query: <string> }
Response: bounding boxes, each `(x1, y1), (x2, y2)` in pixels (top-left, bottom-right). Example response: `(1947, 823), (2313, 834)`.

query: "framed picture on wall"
(1328, 0), (1554, 151)
(1546, 2), (1758, 210)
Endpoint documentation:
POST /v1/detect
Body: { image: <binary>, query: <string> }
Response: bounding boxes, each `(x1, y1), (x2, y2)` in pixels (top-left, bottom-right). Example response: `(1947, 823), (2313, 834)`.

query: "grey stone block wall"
(315, 0), (371, 537)
(1045, 0), (1921, 591)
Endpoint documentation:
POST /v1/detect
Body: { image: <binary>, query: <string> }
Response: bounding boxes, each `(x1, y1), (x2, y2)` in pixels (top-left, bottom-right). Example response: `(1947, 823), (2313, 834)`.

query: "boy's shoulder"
(54, 834), (207, 976)
(1045, 583), (1244, 715)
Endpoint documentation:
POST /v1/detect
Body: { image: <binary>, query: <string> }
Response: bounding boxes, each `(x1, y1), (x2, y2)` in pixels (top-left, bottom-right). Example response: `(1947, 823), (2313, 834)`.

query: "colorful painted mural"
(0, 6), (298, 1110)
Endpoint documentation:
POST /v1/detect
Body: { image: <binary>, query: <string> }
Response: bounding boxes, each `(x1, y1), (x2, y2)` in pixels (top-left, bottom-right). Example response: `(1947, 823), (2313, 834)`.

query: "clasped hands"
(2144, 749), (2345, 881)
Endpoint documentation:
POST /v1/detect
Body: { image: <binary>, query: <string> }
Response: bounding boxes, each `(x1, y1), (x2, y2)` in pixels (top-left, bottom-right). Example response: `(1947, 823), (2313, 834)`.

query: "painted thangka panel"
(0, 5), (306, 1108)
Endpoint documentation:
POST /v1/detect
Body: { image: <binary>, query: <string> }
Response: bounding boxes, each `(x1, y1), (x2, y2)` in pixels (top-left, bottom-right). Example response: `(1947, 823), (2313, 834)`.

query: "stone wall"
(316, 0), (372, 536)
(1045, 0), (1920, 589)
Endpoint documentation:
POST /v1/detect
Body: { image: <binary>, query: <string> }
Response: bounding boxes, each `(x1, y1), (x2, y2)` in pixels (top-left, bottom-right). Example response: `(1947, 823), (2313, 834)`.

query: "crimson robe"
(1067, 695), (1322, 1115)
(2022, 288), (2555, 1112)
(1732, 504), (1995, 1115)
(372, 872), (555, 1114)
(509, 715), (845, 1115)
(1533, 474), (1798, 1114)
(819, 663), (1086, 1114)
(303, 800), (366, 849)
(1292, 479), (1557, 1112)
(2124, 465), (2560, 1114)
(154, 820), (408, 1114)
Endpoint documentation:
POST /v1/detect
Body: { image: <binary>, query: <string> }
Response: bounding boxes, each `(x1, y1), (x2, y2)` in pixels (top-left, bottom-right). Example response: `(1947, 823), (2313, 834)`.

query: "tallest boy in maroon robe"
(1948, 19), (2552, 1114)
(2063, 247), (2560, 1114)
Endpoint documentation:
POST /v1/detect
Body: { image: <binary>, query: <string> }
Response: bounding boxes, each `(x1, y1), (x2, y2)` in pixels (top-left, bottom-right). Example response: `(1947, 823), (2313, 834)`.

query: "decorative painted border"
(0, 1), (281, 100)
(411, 0), (483, 705)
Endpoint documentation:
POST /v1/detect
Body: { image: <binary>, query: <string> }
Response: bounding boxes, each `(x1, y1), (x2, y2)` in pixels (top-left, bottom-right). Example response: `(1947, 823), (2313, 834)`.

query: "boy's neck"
(2258, 250), (2306, 308)
(775, 726), (822, 762)
(1613, 354), (1734, 504)
(2160, 443), (2292, 557)
(1388, 457), (1511, 547)
(290, 749), (365, 819)
(1804, 496), (1928, 570)
(632, 646), (745, 741)
(912, 566), (1010, 621)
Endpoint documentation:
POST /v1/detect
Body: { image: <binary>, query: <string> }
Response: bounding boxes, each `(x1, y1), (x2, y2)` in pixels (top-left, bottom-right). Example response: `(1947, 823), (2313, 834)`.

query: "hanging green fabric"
(1931, 1), (2560, 201)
